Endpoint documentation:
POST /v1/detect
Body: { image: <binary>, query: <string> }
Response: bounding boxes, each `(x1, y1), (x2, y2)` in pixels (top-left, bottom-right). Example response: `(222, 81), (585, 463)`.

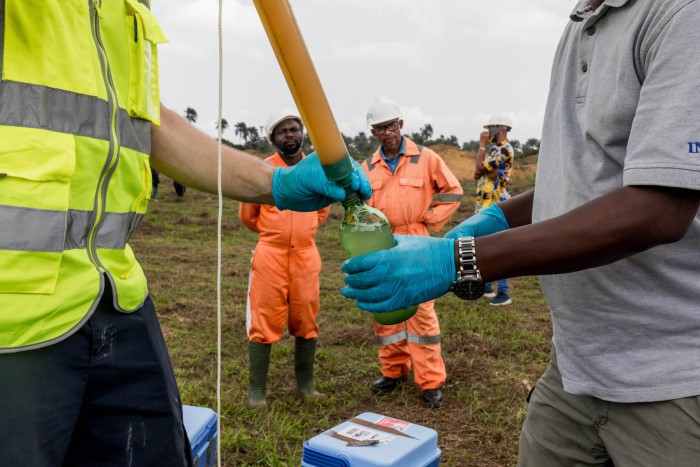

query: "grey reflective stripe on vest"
(0, 205), (143, 252)
(66, 210), (144, 250)
(407, 332), (441, 345)
(434, 193), (462, 202)
(375, 330), (407, 346)
(0, 2), (150, 154)
(0, 205), (66, 252)
(0, 81), (150, 154)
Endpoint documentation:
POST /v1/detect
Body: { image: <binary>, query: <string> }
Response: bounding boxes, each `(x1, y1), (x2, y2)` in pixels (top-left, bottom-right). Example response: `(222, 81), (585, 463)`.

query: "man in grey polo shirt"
(341, 0), (700, 464)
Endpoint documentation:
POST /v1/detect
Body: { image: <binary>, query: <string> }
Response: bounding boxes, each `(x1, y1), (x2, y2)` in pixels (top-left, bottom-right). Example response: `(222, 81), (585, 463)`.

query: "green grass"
(129, 175), (551, 466)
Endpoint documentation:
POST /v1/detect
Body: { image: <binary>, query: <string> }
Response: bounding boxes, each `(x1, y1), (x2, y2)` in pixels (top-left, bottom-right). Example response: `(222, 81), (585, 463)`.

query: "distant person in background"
(474, 114), (514, 306)
(360, 98), (463, 408)
(239, 109), (331, 409)
(173, 180), (186, 199)
(151, 166), (160, 199)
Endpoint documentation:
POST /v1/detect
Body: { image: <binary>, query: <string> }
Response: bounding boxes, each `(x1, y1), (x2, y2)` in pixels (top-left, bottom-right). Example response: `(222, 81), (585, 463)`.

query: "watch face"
(453, 277), (485, 300)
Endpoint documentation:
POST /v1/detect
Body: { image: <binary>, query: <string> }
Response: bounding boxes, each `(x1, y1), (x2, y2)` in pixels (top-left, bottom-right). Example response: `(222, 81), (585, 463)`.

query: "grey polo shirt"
(533, 0), (700, 402)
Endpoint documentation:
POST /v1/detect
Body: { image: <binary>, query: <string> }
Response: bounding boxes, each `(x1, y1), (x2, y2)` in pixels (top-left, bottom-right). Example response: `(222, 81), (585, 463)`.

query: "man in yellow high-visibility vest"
(0, 3), (370, 464)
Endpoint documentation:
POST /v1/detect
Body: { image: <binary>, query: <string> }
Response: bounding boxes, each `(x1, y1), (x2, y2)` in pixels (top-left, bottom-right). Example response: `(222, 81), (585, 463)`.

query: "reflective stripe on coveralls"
(373, 302), (445, 390)
(0, 0), (167, 352)
(241, 153), (331, 344)
(375, 330), (442, 346)
(361, 137), (462, 390)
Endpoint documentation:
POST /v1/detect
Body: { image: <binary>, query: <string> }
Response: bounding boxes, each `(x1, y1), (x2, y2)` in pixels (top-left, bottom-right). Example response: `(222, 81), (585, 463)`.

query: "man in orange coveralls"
(239, 110), (331, 409)
(361, 98), (463, 408)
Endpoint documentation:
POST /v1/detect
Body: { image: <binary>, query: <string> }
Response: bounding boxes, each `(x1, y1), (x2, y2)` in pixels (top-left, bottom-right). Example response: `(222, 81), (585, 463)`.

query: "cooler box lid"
(302, 412), (440, 467)
(182, 405), (218, 456)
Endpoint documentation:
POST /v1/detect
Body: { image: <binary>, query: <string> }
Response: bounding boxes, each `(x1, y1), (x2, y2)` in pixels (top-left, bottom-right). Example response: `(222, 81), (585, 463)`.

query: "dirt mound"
(429, 144), (476, 181)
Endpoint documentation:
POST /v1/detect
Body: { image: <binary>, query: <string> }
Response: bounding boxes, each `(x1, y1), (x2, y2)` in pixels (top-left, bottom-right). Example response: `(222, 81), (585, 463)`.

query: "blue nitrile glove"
(272, 153), (371, 212)
(341, 235), (456, 313)
(444, 204), (509, 239)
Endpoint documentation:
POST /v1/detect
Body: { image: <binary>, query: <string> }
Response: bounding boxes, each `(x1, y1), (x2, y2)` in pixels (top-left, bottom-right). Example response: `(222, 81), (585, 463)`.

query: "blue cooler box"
(183, 405), (218, 467)
(302, 412), (440, 467)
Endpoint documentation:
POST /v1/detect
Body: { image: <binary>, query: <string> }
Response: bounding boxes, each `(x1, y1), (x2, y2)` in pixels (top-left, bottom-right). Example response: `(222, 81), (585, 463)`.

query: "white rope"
(216, 0), (224, 465)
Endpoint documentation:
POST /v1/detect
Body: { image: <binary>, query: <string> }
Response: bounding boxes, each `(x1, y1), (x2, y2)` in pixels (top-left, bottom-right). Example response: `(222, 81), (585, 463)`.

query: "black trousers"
(174, 180), (186, 197)
(0, 287), (192, 466)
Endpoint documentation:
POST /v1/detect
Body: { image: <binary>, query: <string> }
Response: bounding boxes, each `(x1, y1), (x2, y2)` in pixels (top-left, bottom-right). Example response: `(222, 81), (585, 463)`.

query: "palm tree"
(420, 123), (434, 142)
(246, 126), (260, 143)
(216, 118), (229, 133)
(234, 122), (248, 145)
(184, 107), (198, 123)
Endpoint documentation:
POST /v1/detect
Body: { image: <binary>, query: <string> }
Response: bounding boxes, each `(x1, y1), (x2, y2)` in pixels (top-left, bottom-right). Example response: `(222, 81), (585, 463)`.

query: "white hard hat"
(484, 113), (513, 129)
(366, 98), (403, 127)
(265, 108), (302, 143)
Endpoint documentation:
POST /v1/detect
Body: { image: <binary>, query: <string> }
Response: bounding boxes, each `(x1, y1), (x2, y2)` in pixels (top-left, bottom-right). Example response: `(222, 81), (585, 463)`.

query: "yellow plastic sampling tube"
(253, 0), (351, 180)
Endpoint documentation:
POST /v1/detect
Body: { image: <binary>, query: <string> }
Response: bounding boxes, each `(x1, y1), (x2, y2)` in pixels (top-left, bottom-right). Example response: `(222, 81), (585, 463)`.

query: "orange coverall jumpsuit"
(361, 138), (463, 390)
(239, 153), (330, 344)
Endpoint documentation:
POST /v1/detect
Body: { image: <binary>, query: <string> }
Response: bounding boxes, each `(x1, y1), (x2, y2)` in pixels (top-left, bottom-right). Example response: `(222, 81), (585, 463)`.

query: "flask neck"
(341, 187), (364, 211)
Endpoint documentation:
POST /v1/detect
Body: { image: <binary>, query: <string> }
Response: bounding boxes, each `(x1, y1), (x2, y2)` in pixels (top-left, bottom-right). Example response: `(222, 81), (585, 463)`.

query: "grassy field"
(129, 168), (551, 466)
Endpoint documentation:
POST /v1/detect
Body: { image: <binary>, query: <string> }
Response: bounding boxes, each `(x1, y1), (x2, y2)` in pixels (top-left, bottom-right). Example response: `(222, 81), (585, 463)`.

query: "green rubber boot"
(247, 341), (272, 409)
(294, 337), (326, 400)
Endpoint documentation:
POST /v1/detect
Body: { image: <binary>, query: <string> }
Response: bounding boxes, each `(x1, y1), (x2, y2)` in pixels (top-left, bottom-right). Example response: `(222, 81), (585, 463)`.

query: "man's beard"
(279, 140), (302, 157)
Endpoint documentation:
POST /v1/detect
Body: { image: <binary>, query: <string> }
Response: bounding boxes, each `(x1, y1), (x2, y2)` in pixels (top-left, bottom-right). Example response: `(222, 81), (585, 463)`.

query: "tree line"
(183, 107), (540, 160)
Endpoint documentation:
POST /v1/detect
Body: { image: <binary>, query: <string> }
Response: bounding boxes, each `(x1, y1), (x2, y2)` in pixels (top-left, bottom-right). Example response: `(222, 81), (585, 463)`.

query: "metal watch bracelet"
(456, 237), (479, 280)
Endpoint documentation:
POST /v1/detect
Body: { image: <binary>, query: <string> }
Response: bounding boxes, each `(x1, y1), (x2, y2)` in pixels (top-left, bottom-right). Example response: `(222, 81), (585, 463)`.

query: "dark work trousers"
(174, 180), (186, 197)
(0, 285), (193, 466)
(151, 167), (160, 197)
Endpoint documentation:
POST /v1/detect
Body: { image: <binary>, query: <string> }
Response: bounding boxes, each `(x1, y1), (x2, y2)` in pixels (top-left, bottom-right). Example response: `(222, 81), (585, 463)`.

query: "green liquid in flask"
(340, 196), (417, 325)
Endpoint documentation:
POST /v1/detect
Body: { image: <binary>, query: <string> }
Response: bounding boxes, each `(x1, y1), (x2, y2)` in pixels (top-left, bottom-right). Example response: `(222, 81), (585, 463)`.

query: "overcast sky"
(151, 0), (574, 145)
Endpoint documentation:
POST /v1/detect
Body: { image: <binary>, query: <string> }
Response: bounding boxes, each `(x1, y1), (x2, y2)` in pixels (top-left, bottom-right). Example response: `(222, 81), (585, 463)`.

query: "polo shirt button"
(586, 26), (596, 35)
(582, 62), (588, 73)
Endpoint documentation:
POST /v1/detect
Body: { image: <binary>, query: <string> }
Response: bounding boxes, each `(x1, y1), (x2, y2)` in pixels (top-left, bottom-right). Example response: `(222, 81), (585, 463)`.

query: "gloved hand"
(272, 153), (371, 212)
(444, 204), (509, 239)
(341, 235), (456, 313)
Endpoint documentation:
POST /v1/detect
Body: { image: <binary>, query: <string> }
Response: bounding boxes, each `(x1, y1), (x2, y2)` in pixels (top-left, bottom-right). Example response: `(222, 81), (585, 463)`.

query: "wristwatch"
(450, 237), (485, 300)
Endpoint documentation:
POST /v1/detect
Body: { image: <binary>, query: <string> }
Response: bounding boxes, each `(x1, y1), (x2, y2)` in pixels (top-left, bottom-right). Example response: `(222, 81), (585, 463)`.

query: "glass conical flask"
(340, 192), (417, 325)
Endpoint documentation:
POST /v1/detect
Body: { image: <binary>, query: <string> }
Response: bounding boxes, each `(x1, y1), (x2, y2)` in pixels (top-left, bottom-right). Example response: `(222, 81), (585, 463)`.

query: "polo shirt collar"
(380, 137), (406, 160)
(570, 0), (633, 22)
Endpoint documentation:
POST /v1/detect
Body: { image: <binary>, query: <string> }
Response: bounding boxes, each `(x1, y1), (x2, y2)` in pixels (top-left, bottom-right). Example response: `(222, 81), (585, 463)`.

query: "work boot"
(247, 341), (272, 409)
(422, 387), (445, 408)
(371, 375), (406, 394)
(294, 337), (326, 400)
